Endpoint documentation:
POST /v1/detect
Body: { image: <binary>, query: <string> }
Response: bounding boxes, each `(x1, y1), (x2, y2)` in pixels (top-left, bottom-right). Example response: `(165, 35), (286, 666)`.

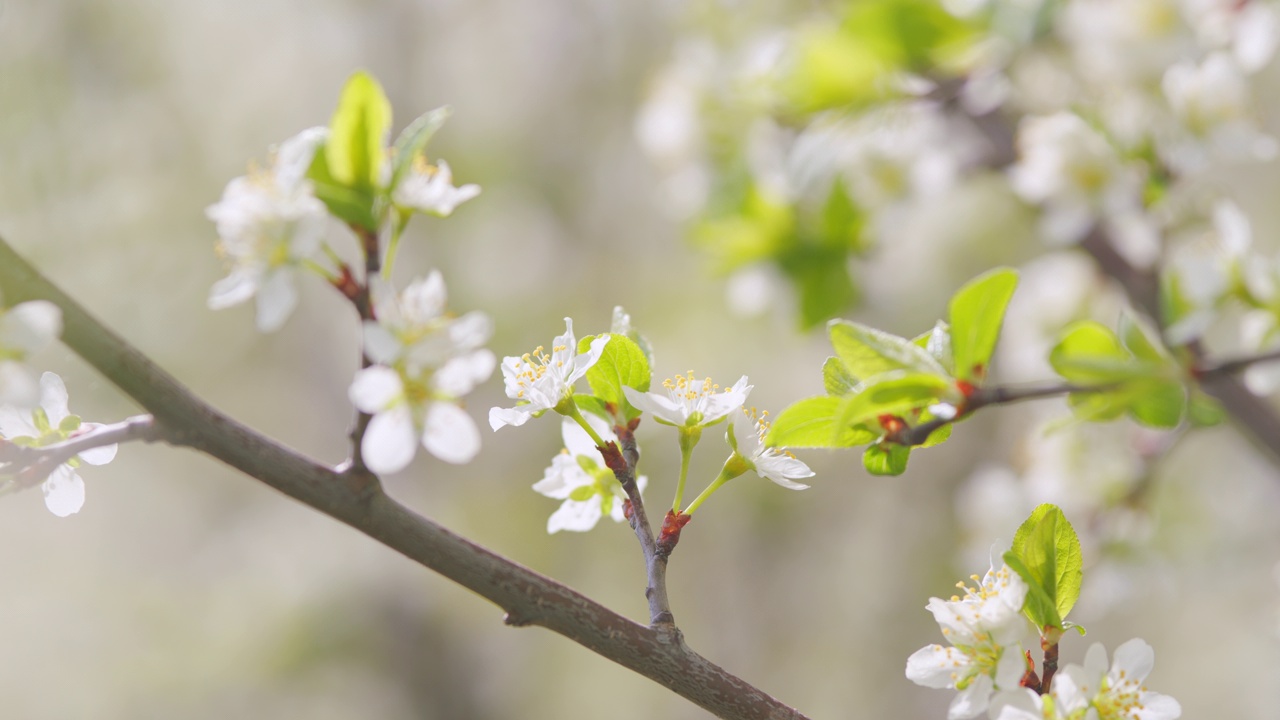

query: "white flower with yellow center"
(905, 549), (1030, 720)
(1061, 639), (1181, 720)
(489, 318), (609, 430)
(207, 126), (329, 332)
(623, 371), (751, 429)
(533, 416), (648, 533)
(727, 407), (813, 490)
(393, 157), (481, 217)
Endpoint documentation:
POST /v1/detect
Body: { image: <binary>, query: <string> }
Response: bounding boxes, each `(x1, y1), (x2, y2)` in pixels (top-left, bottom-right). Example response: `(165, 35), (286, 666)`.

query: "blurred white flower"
(623, 372), (751, 429)
(1009, 112), (1140, 243)
(207, 126), (329, 332)
(1164, 199), (1254, 344)
(0, 372), (117, 517)
(0, 299), (62, 406)
(989, 672), (1091, 719)
(350, 273), (495, 472)
(490, 318), (609, 430)
(905, 549), (1030, 719)
(392, 158), (480, 217)
(726, 407), (813, 490)
(533, 416), (647, 533)
(1161, 52), (1277, 167)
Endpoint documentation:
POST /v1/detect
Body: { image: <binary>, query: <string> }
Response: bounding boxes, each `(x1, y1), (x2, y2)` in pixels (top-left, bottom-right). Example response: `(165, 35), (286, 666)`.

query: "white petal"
(0, 404), (36, 439)
(362, 406), (418, 475)
(273, 126), (327, 191)
(994, 645), (1025, 690)
(0, 362), (39, 407)
(38, 372), (70, 427)
(699, 375), (752, 423)
(349, 366), (404, 413)
(546, 498), (603, 533)
(422, 402), (481, 464)
(1110, 638), (1154, 681)
(76, 424), (118, 465)
(254, 271), (299, 332)
(207, 269), (260, 310)
(568, 331), (610, 383)
(623, 385), (686, 424)
(905, 644), (967, 689)
(1082, 641), (1109, 680)
(402, 271), (447, 324)
(448, 311), (494, 351)
(562, 414), (613, 458)
(43, 465), (85, 517)
(0, 300), (62, 353)
(363, 322), (403, 365)
(489, 405), (533, 431)
(1140, 693), (1183, 719)
(434, 350), (496, 397)
(533, 452), (593, 499)
(947, 673), (992, 719)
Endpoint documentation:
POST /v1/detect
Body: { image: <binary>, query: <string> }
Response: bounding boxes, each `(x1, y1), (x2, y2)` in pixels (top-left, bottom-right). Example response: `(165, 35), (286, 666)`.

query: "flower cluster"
(990, 639), (1181, 720)
(906, 550), (1030, 719)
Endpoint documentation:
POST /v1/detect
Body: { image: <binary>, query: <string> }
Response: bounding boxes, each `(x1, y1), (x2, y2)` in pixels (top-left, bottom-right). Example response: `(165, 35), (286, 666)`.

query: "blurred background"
(2, 0), (1279, 718)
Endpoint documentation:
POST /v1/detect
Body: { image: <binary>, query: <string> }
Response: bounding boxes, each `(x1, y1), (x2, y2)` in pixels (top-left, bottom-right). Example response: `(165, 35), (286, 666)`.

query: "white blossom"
(0, 299), (62, 406)
(489, 318), (609, 430)
(726, 407), (813, 490)
(0, 372), (117, 517)
(1061, 639), (1182, 720)
(393, 158), (481, 217)
(905, 549), (1030, 719)
(533, 415), (647, 533)
(623, 372), (751, 429)
(207, 127), (329, 332)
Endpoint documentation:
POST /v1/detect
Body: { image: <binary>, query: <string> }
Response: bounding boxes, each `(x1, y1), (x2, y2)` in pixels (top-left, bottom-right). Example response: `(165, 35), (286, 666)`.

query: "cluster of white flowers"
(533, 416), (647, 533)
(349, 273), (495, 473)
(0, 372), (116, 517)
(990, 639), (1181, 720)
(906, 550), (1031, 719)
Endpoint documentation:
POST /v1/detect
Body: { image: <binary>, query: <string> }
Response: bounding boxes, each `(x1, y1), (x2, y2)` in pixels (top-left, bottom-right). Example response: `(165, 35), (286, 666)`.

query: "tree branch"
(0, 236), (807, 720)
(0, 414), (162, 488)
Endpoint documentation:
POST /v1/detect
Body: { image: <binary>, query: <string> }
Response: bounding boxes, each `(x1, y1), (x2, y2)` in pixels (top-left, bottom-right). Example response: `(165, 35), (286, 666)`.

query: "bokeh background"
(2, 0), (1279, 718)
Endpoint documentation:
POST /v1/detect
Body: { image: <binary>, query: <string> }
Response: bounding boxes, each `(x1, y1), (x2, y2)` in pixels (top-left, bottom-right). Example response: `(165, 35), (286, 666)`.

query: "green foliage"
(578, 334), (651, 421)
(306, 71), (394, 231)
(835, 372), (954, 429)
(949, 268), (1018, 382)
(1006, 504), (1083, 632)
(1050, 318), (1187, 428)
(326, 71), (392, 191)
(863, 442), (911, 475)
(829, 319), (947, 380)
(767, 395), (878, 448)
(822, 356), (858, 396)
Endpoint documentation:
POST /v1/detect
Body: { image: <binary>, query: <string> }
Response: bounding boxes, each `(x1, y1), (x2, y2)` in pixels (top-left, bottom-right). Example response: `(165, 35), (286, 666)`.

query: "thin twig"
(0, 415), (162, 488)
(0, 236), (806, 720)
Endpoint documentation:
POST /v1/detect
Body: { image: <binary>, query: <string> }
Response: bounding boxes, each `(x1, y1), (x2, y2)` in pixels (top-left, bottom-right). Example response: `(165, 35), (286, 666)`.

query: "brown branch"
(0, 236), (807, 720)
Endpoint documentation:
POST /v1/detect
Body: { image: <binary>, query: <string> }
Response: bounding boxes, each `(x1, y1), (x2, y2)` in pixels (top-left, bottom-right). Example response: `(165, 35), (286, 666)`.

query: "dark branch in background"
(939, 87), (1280, 468)
(0, 237), (807, 720)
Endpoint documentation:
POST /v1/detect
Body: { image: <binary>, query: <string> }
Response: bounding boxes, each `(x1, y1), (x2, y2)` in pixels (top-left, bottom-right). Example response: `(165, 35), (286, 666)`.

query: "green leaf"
(828, 319), (948, 382)
(920, 421), (952, 448)
(863, 442), (910, 475)
(1049, 321), (1136, 383)
(574, 394), (612, 423)
(949, 268), (1018, 382)
(1119, 312), (1169, 364)
(823, 356), (858, 396)
(836, 371), (955, 429)
(390, 106), (451, 192)
(912, 321), (954, 376)
(326, 71), (392, 191)
(578, 334), (651, 420)
(1187, 390), (1226, 427)
(1126, 380), (1186, 429)
(768, 395), (878, 448)
(1002, 551), (1060, 630)
(307, 142), (379, 230)
(1009, 504), (1083, 630)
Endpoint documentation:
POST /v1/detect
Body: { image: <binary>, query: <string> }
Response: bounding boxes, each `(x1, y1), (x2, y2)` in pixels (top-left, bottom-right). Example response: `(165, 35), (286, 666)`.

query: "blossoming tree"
(3, 0), (1280, 715)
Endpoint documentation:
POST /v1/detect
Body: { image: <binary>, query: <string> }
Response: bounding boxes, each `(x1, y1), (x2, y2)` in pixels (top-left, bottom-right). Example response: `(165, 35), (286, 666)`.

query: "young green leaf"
(390, 106), (451, 192)
(949, 267), (1018, 382)
(823, 356), (858, 396)
(768, 395), (878, 448)
(1009, 504), (1083, 629)
(828, 319), (948, 382)
(863, 442), (910, 475)
(578, 334), (651, 420)
(1002, 551), (1061, 630)
(1049, 321), (1139, 382)
(326, 71), (392, 191)
(306, 141), (379, 230)
(835, 372), (955, 429)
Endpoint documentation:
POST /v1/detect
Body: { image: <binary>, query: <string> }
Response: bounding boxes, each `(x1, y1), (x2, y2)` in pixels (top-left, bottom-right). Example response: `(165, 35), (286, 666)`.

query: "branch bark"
(0, 236), (807, 720)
